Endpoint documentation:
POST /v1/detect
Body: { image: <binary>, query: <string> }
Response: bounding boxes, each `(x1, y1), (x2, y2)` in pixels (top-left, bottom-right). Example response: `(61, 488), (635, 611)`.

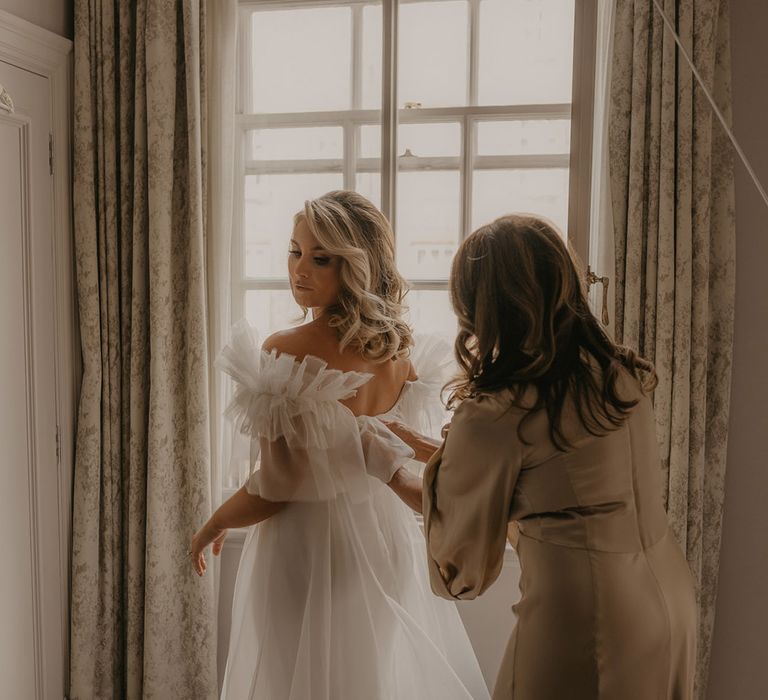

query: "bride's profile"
(190, 190), (489, 699)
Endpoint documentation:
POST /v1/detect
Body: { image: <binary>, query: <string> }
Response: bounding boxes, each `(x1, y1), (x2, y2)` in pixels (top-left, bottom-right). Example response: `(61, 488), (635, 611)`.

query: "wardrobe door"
(0, 59), (64, 700)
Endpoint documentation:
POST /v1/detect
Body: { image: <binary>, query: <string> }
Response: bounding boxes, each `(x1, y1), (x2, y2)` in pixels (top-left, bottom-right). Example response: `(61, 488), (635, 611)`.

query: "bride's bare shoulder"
(262, 322), (335, 362)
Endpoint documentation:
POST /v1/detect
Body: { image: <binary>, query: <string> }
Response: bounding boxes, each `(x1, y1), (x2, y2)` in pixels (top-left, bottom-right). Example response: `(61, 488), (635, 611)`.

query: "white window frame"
(233, 0), (595, 304)
(225, 0), (597, 492)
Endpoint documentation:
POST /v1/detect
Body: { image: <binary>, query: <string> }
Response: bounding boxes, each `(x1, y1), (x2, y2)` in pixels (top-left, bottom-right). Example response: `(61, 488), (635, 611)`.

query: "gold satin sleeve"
(422, 393), (523, 600)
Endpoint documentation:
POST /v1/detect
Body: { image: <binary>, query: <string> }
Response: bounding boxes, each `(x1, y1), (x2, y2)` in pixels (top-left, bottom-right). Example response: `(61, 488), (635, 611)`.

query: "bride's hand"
(189, 519), (228, 577)
(384, 421), (442, 463)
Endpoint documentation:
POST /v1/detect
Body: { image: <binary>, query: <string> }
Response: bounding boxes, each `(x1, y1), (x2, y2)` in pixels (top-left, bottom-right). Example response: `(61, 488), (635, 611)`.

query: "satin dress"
(423, 368), (697, 700)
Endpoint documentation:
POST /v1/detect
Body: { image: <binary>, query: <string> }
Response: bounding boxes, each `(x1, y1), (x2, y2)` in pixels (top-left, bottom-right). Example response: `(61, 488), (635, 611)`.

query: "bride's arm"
(387, 467), (424, 515)
(212, 486), (286, 530)
(190, 487), (286, 576)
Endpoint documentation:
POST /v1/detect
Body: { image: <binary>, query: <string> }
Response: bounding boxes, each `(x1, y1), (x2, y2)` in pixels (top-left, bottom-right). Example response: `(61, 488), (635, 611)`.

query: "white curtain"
(588, 0), (616, 336)
(206, 3), (238, 500)
(205, 1), (238, 646)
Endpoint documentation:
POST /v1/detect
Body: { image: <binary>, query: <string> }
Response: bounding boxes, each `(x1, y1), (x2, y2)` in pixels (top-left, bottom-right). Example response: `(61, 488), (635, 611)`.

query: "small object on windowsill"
(399, 148), (417, 159)
(0, 83), (15, 114)
(404, 101), (422, 109)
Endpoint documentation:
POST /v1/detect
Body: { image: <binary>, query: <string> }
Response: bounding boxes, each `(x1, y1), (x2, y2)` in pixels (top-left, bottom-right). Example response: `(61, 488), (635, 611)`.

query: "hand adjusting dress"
(218, 322), (489, 700)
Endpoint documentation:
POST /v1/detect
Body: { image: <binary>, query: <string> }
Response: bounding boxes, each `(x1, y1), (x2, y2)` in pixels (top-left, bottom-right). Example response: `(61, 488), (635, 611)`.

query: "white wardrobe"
(0, 10), (74, 700)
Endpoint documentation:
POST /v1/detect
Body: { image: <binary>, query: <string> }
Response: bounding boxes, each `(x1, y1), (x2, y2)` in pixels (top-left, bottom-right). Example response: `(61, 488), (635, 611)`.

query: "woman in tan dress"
(385, 214), (697, 699)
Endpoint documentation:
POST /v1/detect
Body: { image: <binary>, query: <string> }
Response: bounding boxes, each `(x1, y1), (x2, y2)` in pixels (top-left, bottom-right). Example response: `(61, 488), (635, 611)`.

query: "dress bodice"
(216, 320), (453, 502)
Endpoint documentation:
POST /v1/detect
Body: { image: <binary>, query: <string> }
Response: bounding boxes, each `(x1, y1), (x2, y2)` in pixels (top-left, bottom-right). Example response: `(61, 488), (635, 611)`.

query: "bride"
(190, 191), (489, 700)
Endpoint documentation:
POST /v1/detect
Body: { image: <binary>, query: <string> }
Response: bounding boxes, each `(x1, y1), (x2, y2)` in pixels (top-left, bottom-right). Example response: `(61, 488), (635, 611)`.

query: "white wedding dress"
(218, 321), (489, 700)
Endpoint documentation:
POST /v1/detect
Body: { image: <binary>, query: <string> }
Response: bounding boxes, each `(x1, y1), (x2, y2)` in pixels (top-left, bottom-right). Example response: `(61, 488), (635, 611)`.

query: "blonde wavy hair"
(295, 190), (413, 362)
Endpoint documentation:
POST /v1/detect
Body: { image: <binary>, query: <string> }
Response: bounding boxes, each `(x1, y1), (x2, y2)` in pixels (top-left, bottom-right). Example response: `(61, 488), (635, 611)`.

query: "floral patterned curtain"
(70, 1), (217, 696)
(609, 1), (735, 696)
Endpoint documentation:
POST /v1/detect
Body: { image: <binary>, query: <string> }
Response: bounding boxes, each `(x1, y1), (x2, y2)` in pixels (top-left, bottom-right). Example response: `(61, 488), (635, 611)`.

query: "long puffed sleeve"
(395, 334), (454, 439)
(423, 391), (524, 600)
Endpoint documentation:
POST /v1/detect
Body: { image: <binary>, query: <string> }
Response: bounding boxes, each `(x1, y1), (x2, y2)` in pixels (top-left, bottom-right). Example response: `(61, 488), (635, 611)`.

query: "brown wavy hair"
(446, 214), (657, 450)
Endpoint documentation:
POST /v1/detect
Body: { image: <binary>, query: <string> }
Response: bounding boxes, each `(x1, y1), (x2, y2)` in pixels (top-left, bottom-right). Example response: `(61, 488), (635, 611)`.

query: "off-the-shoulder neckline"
(263, 345), (372, 379)
(262, 346), (417, 419)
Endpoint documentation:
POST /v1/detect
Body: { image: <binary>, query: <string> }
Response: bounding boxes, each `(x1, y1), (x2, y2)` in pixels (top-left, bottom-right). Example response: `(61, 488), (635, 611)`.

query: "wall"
(706, 4), (768, 699)
(0, 0), (72, 38)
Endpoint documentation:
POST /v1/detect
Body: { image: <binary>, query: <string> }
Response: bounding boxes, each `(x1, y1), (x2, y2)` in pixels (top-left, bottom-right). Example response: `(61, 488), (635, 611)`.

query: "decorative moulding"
(0, 10), (72, 72)
(0, 82), (14, 113)
(0, 9), (74, 700)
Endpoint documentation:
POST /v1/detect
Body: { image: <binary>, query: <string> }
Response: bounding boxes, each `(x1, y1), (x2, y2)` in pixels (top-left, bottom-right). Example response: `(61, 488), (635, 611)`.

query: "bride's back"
(264, 317), (416, 418)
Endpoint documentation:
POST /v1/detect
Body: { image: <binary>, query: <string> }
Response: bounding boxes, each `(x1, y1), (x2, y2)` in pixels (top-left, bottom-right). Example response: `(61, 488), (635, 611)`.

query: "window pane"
(244, 173), (344, 278)
(361, 5), (382, 109)
(356, 172), (381, 210)
(477, 120), (571, 156)
(399, 122), (460, 157)
(247, 127), (343, 161)
(357, 122), (381, 208)
(250, 7), (351, 112)
(399, 1), (468, 108)
(406, 290), (457, 338)
(472, 168), (569, 234)
(245, 290), (303, 341)
(396, 171), (461, 279)
(478, 0), (575, 105)
(359, 125), (381, 160)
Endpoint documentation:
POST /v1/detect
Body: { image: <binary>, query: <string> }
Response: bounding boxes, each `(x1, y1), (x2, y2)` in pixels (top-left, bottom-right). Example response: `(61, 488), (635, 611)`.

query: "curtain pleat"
(71, 1), (218, 697)
(609, 1), (736, 697)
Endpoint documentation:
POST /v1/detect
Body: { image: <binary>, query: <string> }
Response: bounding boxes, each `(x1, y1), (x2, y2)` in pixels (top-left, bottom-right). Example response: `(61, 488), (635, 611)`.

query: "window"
(226, 0), (594, 488)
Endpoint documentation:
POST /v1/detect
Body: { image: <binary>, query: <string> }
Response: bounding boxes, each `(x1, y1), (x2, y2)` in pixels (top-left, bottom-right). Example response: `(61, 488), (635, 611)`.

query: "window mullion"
(245, 158), (345, 175)
(236, 104), (571, 129)
(474, 154), (571, 169)
(351, 4), (362, 110)
(461, 116), (474, 241)
(233, 125), (246, 324)
(567, 0), (597, 262)
(465, 0), (481, 243)
(241, 279), (291, 291)
(343, 122), (355, 190)
(380, 0), (398, 229)
(238, 8), (252, 114)
(347, 4), (363, 192)
(468, 0), (480, 107)
(405, 280), (450, 291)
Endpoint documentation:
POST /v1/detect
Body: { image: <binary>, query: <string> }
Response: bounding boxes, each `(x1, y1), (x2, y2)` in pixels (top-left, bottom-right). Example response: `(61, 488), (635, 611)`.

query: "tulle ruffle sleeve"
(216, 321), (374, 502)
(396, 334), (454, 439)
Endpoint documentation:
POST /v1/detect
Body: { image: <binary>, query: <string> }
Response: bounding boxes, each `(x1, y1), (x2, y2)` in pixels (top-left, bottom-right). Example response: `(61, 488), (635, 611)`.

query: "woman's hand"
(385, 420), (422, 446)
(189, 519), (228, 577)
(384, 421), (442, 463)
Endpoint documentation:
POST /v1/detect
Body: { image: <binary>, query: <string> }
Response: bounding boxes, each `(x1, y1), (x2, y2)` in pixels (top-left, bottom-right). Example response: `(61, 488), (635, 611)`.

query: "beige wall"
(0, 0), (72, 38)
(707, 4), (768, 699)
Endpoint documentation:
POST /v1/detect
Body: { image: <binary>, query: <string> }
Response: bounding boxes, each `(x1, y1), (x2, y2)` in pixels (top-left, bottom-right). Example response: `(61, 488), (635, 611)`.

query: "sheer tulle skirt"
(221, 483), (489, 700)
